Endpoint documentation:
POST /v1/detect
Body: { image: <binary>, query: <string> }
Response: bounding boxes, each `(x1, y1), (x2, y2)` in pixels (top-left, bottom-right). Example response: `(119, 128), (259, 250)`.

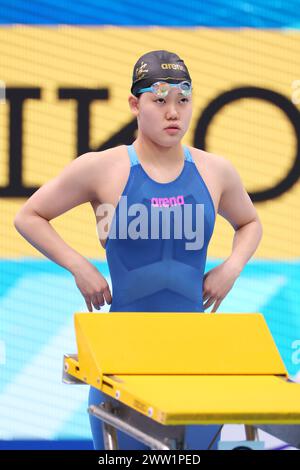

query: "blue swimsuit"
(89, 144), (221, 450)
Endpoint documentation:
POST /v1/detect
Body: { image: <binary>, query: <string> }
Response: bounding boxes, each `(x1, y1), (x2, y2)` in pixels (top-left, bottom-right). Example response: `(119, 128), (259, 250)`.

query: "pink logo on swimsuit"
(151, 195), (185, 207)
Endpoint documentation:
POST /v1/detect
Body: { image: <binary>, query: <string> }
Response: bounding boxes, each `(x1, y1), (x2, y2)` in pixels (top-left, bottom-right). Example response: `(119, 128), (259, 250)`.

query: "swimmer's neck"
(133, 136), (185, 165)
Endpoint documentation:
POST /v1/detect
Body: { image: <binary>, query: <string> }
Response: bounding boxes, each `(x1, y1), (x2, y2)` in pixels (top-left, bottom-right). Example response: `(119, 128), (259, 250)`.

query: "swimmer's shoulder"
(185, 146), (241, 207)
(186, 145), (238, 182)
(85, 144), (128, 171)
(80, 144), (130, 183)
(84, 145), (130, 204)
(186, 145), (229, 170)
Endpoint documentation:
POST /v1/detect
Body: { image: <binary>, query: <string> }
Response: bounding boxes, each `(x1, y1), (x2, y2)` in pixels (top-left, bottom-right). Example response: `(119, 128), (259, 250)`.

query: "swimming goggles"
(137, 81), (192, 98)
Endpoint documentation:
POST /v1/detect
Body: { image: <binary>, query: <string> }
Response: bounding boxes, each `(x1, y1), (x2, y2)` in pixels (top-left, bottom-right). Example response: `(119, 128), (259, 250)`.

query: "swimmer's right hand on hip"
(71, 259), (112, 312)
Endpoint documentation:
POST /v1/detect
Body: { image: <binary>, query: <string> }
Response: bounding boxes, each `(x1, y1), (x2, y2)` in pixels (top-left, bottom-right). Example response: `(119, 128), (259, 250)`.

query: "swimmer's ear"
(128, 94), (140, 117)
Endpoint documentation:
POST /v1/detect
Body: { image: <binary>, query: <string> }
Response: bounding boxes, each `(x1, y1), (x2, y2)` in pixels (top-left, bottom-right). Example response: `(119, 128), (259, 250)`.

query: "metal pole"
(101, 401), (119, 450)
(88, 403), (172, 450)
(245, 425), (259, 441)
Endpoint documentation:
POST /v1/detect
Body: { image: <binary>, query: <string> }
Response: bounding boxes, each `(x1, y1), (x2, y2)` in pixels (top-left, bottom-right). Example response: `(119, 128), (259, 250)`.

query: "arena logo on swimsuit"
(151, 195), (184, 207)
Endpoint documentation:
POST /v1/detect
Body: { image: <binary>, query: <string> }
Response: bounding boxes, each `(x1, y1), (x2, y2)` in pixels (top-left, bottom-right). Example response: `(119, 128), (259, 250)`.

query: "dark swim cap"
(131, 50), (192, 97)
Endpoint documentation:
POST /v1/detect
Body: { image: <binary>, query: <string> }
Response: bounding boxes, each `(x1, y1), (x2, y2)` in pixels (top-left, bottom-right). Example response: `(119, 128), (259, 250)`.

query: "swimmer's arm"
(217, 158), (263, 274)
(13, 152), (102, 274)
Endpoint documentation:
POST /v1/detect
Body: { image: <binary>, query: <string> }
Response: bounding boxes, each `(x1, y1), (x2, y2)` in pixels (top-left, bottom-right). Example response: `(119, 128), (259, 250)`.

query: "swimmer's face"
(128, 87), (193, 146)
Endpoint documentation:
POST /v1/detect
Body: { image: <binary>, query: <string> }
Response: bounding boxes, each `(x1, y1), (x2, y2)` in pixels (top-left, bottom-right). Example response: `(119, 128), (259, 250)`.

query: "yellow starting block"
(63, 313), (300, 450)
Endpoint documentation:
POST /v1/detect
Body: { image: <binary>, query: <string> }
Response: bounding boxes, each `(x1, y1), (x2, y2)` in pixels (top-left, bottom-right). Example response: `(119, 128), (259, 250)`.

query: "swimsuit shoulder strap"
(183, 144), (194, 163)
(127, 144), (140, 167)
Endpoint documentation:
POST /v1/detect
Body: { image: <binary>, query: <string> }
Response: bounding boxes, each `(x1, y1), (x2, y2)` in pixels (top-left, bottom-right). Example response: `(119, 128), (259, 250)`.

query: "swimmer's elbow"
(257, 217), (263, 241)
(14, 207), (42, 233)
(249, 216), (263, 243)
(14, 208), (29, 230)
